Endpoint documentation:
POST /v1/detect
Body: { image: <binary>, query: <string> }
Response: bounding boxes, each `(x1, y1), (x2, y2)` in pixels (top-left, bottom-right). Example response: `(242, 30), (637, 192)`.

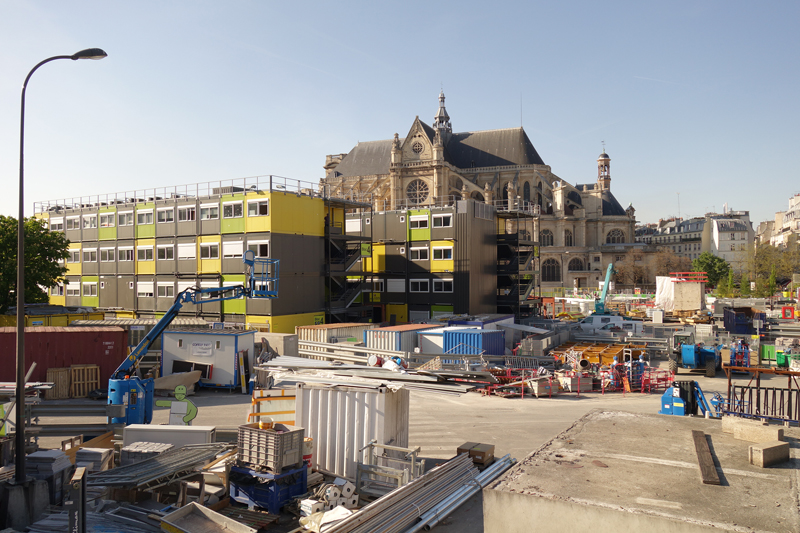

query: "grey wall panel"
(156, 237), (177, 274)
(118, 275), (135, 310)
(99, 276), (117, 308)
(176, 199), (199, 237)
(136, 275), (156, 312)
(222, 235), (246, 274)
(271, 234), (323, 276)
(385, 244), (407, 274)
(246, 274), (323, 316)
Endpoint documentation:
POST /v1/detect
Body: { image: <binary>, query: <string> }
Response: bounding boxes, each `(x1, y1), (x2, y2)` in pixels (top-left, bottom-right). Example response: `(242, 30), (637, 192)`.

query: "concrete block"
(0, 479), (48, 530)
(749, 441), (790, 467)
(721, 415), (766, 434)
(734, 423), (784, 443)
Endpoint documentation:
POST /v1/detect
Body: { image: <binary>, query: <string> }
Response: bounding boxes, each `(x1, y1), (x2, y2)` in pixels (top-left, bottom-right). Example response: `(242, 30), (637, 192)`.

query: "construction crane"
(108, 251), (279, 425)
(594, 263), (616, 315)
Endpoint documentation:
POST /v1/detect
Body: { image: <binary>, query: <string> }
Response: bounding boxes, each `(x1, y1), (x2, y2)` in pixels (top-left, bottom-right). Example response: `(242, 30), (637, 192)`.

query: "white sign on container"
(191, 342), (213, 356)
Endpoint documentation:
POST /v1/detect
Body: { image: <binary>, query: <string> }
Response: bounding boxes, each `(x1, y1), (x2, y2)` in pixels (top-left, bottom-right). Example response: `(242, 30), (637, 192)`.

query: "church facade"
(322, 94), (638, 319)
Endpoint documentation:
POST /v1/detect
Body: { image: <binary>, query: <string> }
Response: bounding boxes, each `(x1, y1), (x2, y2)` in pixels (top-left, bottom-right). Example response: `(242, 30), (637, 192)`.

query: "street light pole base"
(0, 478), (49, 529)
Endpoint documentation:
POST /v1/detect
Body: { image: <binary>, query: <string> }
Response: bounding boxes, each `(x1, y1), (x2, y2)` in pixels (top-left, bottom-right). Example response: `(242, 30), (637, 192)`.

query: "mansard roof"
(330, 126), (545, 178)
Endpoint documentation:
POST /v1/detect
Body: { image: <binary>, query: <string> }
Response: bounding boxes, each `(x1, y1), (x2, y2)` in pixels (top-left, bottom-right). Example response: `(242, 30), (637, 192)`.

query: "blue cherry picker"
(108, 251), (279, 425)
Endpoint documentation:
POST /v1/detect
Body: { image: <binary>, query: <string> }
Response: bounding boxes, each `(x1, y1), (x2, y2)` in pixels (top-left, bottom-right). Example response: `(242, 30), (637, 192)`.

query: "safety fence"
(726, 385), (800, 425)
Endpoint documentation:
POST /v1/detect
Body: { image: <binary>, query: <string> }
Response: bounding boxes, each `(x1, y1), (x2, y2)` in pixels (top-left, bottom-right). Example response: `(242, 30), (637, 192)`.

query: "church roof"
(331, 126), (545, 178)
(330, 139), (394, 177)
(446, 128), (544, 168)
(600, 190), (627, 216)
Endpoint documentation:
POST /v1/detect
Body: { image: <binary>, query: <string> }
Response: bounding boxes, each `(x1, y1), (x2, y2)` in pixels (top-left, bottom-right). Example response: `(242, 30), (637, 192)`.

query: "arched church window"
(472, 191), (484, 202)
(523, 182), (531, 203)
(606, 229), (625, 244)
(568, 258), (584, 271)
(539, 229), (554, 247)
(564, 229), (573, 247)
(542, 259), (561, 282)
(406, 180), (429, 204)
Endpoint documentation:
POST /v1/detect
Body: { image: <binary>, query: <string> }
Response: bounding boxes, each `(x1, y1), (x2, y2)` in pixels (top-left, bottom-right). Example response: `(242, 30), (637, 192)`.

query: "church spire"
(433, 91), (452, 144)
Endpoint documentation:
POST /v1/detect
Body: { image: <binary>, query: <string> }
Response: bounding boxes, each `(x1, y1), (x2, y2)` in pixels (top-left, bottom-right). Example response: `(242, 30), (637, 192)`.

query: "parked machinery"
(108, 251), (279, 425)
(671, 343), (721, 378)
(659, 380), (723, 418)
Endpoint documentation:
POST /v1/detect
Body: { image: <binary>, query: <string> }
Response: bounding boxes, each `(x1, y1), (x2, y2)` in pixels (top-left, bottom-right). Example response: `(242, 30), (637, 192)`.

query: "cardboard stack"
(457, 442), (495, 465)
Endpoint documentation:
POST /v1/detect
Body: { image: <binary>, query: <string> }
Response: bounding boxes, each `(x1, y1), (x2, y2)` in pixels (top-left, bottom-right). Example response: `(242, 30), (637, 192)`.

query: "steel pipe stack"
(325, 454), (477, 533)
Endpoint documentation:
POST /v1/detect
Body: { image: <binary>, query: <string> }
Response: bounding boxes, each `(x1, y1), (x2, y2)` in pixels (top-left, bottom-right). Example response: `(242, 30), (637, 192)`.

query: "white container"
(417, 326), (479, 354)
(296, 323), (380, 360)
(122, 424), (216, 448)
(363, 324), (439, 353)
(161, 330), (255, 388)
(294, 383), (410, 480)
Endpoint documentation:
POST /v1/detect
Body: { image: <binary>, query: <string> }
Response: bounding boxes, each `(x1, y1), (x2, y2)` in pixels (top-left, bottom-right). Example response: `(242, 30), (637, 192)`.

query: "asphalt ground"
(32, 361), (788, 532)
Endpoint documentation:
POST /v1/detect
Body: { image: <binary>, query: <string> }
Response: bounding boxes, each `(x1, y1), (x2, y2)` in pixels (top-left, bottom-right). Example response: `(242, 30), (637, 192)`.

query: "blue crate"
(229, 464), (308, 514)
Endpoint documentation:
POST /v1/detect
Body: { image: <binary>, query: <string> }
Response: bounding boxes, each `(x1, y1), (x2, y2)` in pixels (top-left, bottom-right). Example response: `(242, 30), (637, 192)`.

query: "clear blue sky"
(1, 1), (798, 226)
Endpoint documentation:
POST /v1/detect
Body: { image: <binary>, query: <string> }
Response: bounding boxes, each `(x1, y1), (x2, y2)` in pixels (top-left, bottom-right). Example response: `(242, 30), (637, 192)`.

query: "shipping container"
(296, 323), (379, 344)
(446, 314), (515, 330)
(723, 307), (766, 335)
(294, 383), (409, 480)
(363, 324), (439, 353)
(443, 329), (505, 356)
(0, 327), (128, 383)
(71, 318), (209, 349)
(417, 326), (479, 354)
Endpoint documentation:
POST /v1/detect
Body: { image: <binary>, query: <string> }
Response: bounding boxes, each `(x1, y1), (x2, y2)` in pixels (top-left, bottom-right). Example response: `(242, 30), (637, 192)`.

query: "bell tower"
(597, 147), (611, 190)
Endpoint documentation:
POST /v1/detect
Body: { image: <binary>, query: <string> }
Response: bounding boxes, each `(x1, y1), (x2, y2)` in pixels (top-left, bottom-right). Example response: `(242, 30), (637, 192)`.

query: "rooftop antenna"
(677, 192), (681, 221)
(601, 140), (606, 153)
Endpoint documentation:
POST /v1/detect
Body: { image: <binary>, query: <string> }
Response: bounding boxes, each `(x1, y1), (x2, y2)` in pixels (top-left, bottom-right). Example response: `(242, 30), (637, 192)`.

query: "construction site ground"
(34, 361), (796, 532)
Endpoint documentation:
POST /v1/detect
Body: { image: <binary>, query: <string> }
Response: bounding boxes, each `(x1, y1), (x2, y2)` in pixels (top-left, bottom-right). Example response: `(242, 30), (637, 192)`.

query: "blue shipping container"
(443, 329), (505, 356)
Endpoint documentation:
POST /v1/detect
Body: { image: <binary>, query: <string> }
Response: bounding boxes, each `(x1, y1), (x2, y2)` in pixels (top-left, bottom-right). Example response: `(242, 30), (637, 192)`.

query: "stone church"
(322, 92), (637, 294)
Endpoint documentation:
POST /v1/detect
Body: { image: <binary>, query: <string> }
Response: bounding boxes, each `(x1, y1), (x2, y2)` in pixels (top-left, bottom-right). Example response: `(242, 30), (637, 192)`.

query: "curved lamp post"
(16, 48), (107, 484)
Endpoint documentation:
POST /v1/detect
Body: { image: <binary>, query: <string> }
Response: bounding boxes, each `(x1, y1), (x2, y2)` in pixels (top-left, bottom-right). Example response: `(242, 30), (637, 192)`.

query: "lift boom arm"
(595, 263), (615, 314)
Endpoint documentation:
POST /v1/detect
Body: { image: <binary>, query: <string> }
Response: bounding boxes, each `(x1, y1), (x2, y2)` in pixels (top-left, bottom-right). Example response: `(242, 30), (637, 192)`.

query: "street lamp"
(16, 48), (107, 484)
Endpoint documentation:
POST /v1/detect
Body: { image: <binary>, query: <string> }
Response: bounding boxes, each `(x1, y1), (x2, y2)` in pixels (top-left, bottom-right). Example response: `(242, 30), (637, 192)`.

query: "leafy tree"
(0, 216), (70, 314)
(613, 248), (649, 286)
(768, 265), (777, 298)
(653, 248), (692, 277)
(692, 252), (730, 288)
(740, 271), (751, 297)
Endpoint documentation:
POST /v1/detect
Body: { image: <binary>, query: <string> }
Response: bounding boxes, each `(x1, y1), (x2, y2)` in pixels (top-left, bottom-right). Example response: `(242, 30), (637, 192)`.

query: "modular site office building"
(346, 199), (542, 323)
(34, 176), (372, 332)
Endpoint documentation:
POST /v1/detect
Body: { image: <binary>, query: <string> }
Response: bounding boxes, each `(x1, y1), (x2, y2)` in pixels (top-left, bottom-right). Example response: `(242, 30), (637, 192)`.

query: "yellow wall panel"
(430, 240), (455, 273)
(135, 238), (156, 275)
(67, 242), (82, 275)
(386, 304), (408, 323)
(198, 235), (221, 274)
(245, 191), (271, 233)
(270, 193), (324, 236)
(49, 296), (66, 307)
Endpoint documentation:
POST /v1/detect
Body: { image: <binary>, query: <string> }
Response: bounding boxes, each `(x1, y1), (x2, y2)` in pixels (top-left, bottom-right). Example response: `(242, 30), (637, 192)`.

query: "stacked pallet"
(26, 450), (74, 505)
(44, 368), (70, 400)
(76, 447), (114, 472)
(70, 364), (100, 398)
(121, 442), (174, 466)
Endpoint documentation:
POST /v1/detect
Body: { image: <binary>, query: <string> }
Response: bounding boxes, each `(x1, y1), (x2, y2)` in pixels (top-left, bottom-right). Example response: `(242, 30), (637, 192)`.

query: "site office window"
(178, 206), (196, 222)
(200, 204), (219, 220)
(99, 213), (115, 228)
(223, 202), (244, 219)
(100, 248), (115, 262)
(157, 283), (175, 298)
(432, 214), (452, 228)
(67, 250), (81, 263)
(82, 214), (97, 229)
(118, 248), (134, 261)
(433, 279), (454, 293)
(432, 246), (453, 260)
(51, 284), (64, 296)
(136, 282), (154, 298)
(177, 243), (196, 260)
(247, 241), (269, 258)
(410, 246), (429, 261)
(66, 216), (80, 230)
(410, 279), (430, 293)
(136, 210), (154, 225)
(223, 241), (244, 258)
(157, 245), (174, 260)
(137, 246), (154, 261)
(82, 249), (97, 263)
(200, 243), (220, 259)
(118, 211), (134, 226)
(50, 218), (64, 231)
(157, 208), (174, 223)
(409, 215), (429, 229)
(82, 282), (97, 297)
(248, 199), (269, 217)
(66, 282), (80, 297)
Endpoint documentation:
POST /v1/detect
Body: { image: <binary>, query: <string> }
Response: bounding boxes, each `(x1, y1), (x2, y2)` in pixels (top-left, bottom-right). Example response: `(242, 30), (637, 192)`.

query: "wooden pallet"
(45, 367), (70, 400)
(70, 364), (100, 398)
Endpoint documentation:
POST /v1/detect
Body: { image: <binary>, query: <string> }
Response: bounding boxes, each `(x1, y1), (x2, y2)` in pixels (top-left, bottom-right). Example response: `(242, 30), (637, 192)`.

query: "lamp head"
(71, 48), (107, 60)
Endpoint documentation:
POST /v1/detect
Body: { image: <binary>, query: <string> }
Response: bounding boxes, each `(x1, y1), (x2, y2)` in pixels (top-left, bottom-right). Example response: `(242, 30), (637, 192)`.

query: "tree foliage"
(654, 248), (692, 277)
(0, 216), (69, 314)
(748, 243), (800, 284)
(692, 252), (730, 287)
